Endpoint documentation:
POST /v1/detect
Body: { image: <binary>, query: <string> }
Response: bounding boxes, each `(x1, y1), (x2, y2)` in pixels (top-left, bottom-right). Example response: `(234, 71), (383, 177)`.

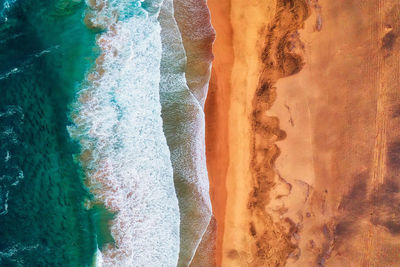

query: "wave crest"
(69, 1), (180, 266)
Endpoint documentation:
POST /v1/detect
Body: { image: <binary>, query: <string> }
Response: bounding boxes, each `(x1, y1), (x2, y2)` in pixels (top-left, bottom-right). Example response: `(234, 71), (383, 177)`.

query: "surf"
(68, 0), (180, 266)
(158, 0), (212, 265)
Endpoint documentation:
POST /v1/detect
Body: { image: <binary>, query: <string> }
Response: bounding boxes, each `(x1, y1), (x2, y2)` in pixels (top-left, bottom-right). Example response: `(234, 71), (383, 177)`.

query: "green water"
(0, 0), (106, 265)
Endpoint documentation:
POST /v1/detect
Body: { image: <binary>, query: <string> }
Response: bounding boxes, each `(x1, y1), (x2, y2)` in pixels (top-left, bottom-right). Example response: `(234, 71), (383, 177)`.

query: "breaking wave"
(68, 1), (180, 266)
(158, 0), (212, 265)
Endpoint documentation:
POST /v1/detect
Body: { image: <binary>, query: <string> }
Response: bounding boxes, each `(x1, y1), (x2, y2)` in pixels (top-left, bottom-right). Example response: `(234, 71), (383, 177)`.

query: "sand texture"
(206, 0), (400, 266)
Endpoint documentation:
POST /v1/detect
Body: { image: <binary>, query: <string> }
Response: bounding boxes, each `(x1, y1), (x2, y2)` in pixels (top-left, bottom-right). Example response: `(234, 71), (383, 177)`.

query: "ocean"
(0, 0), (100, 266)
(0, 0), (212, 266)
(68, 0), (181, 265)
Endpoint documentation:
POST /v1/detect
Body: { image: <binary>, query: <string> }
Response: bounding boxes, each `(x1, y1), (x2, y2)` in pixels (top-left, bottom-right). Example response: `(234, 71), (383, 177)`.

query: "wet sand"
(172, 1), (216, 266)
(204, 0), (232, 265)
(207, 0), (400, 266)
(174, 0), (215, 106)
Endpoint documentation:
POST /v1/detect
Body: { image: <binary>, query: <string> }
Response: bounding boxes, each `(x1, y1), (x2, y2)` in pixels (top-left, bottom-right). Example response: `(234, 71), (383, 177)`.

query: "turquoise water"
(0, 0), (104, 265)
(0, 0), (213, 266)
(67, 0), (181, 265)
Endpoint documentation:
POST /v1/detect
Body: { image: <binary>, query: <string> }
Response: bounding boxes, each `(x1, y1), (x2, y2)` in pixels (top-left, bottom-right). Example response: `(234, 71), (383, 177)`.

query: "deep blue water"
(0, 0), (106, 265)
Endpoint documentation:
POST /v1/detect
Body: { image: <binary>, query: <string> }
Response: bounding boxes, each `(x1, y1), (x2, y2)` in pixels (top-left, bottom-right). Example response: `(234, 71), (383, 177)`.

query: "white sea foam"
(0, 106), (22, 118)
(0, 243), (39, 258)
(0, 190), (9, 215)
(173, 0), (215, 107)
(0, 68), (20, 81)
(0, 243), (39, 265)
(95, 247), (103, 267)
(0, 106), (23, 216)
(158, 1), (212, 265)
(4, 151), (10, 162)
(0, 46), (59, 81)
(69, 1), (180, 266)
(0, 0), (17, 22)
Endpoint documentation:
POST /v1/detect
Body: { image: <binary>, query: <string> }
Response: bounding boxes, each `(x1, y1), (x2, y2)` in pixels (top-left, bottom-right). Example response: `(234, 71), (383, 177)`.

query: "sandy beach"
(206, 0), (283, 265)
(274, 1), (400, 265)
(206, 0), (400, 265)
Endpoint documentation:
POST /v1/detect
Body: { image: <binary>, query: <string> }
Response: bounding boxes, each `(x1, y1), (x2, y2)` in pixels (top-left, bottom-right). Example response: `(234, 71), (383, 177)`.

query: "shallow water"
(158, 1), (212, 265)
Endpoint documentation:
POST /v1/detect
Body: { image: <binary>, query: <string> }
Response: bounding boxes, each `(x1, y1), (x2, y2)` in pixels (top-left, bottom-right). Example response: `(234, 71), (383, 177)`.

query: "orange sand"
(272, 1), (400, 265)
(207, 0), (400, 266)
(206, 0), (283, 266)
(204, 0), (232, 265)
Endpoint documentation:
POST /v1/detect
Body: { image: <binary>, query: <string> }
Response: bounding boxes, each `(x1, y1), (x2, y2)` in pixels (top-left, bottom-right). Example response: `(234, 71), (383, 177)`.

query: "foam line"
(69, 1), (180, 266)
(158, 1), (212, 265)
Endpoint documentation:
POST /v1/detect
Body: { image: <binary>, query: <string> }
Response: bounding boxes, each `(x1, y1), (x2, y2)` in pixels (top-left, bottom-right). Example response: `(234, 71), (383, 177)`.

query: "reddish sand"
(204, 0), (233, 266)
(206, 0), (400, 266)
(206, 0), (281, 265)
(274, 1), (400, 265)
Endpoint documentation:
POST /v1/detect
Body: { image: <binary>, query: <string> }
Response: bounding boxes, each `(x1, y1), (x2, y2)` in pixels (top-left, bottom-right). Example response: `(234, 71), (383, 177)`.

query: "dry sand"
(206, 0), (400, 266)
(274, 1), (400, 265)
(206, 0), (284, 265)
